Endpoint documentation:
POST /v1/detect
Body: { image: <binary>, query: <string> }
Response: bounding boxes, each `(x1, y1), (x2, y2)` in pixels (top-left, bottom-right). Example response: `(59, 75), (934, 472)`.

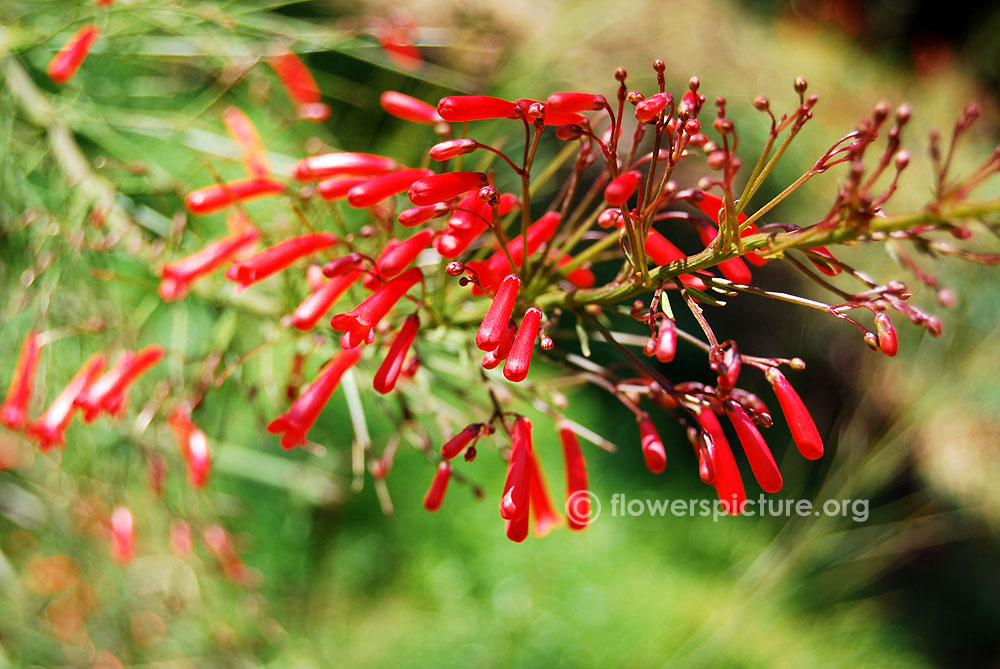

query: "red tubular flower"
(423, 461), (452, 511)
(635, 93), (670, 122)
(222, 107), (269, 177)
(185, 178), (285, 216)
(529, 449), (561, 537)
(109, 506), (135, 565)
(399, 203), (449, 227)
(875, 312), (897, 357)
(376, 22), (422, 71)
(639, 415), (667, 474)
(292, 268), (362, 331)
(47, 25), (99, 84)
(500, 416), (532, 521)
(546, 92), (606, 113)
(604, 171), (642, 206)
(168, 405), (211, 489)
(697, 408), (746, 514)
(317, 177), (369, 201)
(469, 212), (560, 293)
(694, 224), (752, 284)
(477, 274), (521, 351)
(75, 346), (163, 422)
(373, 314), (420, 394)
(331, 267), (422, 348)
(765, 368), (823, 460)
(655, 318), (676, 363)
(28, 355), (105, 451)
(266, 347), (362, 449)
(724, 399), (782, 493)
(554, 255), (596, 288)
(268, 50), (321, 105)
(297, 102), (331, 123)
(506, 508), (530, 543)
(225, 233), (337, 290)
(481, 319), (517, 370)
(1, 331), (41, 430)
(441, 423), (483, 460)
(293, 153), (398, 181)
(160, 226), (260, 301)
(437, 95), (519, 122)
(429, 139), (478, 161)
(379, 91), (444, 125)
(503, 307), (541, 383)
(362, 228), (436, 290)
(644, 230), (707, 290)
(408, 172), (488, 206)
(347, 168), (435, 208)
(559, 424), (590, 530)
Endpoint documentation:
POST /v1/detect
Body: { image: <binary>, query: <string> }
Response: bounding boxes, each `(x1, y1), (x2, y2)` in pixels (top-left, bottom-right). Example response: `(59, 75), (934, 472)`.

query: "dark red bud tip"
(604, 170), (642, 206)
(765, 368), (823, 460)
(429, 139), (478, 161)
(437, 96), (519, 122)
(408, 172), (487, 206)
(874, 312), (897, 357)
(555, 124), (584, 141)
(639, 416), (667, 474)
(423, 461), (452, 511)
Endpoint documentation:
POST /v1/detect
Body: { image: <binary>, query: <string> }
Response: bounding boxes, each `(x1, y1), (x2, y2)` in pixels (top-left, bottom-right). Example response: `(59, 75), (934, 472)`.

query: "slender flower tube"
(266, 347), (362, 449)
(500, 416), (532, 521)
(506, 508), (530, 543)
(604, 171), (642, 206)
(408, 172), (488, 206)
(528, 449), (561, 537)
(347, 168), (435, 208)
(225, 233), (337, 290)
(423, 461), (452, 511)
(546, 92), (606, 113)
(559, 424), (590, 530)
(268, 50), (321, 105)
(555, 255), (596, 288)
(437, 95), (519, 122)
(321, 253), (363, 278)
(477, 274), (521, 351)
(28, 355), (105, 451)
(222, 107), (269, 177)
(1, 331), (42, 430)
(47, 25), (99, 84)
(185, 178), (285, 216)
(429, 139), (478, 161)
(373, 315), (420, 394)
(694, 224), (752, 284)
(644, 230), (707, 290)
(110, 506), (135, 565)
(655, 318), (677, 363)
(292, 268), (362, 331)
(160, 226), (260, 301)
(441, 423), (483, 460)
(765, 368), (823, 460)
(469, 212), (560, 293)
(638, 415), (667, 474)
(168, 406), (211, 489)
(503, 307), (542, 383)
(399, 203), (449, 227)
(481, 319), (517, 370)
(724, 399), (782, 493)
(379, 91), (444, 125)
(76, 346), (164, 422)
(331, 268), (422, 348)
(293, 153), (397, 181)
(875, 312), (897, 357)
(317, 177), (369, 201)
(697, 408), (746, 514)
(362, 228), (436, 289)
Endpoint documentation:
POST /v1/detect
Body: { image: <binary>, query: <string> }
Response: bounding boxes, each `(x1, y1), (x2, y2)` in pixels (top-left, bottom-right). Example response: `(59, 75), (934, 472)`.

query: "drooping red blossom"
(268, 50), (321, 106)
(47, 25), (99, 84)
(546, 92), (606, 113)
(347, 168), (435, 208)
(481, 319), (517, 370)
(724, 399), (782, 493)
(1, 331), (42, 430)
(168, 405), (211, 489)
(638, 415), (667, 473)
(528, 448), (561, 537)
(109, 506), (135, 565)
(184, 178), (285, 215)
(222, 107), (269, 177)
(76, 346), (164, 422)
(765, 368), (824, 460)
(373, 314), (420, 394)
(362, 228), (436, 289)
(506, 507), (530, 543)
(225, 233), (337, 290)
(503, 307), (542, 383)
(379, 91), (444, 125)
(500, 416), (532, 521)
(468, 211), (560, 292)
(266, 347), (362, 449)
(559, 424), (590, 530)
(28, 355), (105, 451)
(874, 312), (898, 357)
(398, 203), (449, 227)
(697, 408), (746, 514)
(644, 230), (707, 290)
(655, 318), (676, 363)
(433, 191), (518, 258)
(317, 177), (370, 201)
(437, 96), (519, 122)
(429, 139), (478, 161)
(293, 153), (398, 181)
(291, 268), (362, 331)
(604, 170), (643, 206)
(441, 423), (483, 460)
(555, 255), (597, 288)
(330, 268), (422, 348)
(375, 21), (422, 71)
(635, 92), (671, 122)
(477, 274), (521, 351)
(694, 224), (752, 284)
(408, 172), (488, 206)
(322, 253), (363, 278)
(160, 226), (261, 301)
(422, 461), (452, 511)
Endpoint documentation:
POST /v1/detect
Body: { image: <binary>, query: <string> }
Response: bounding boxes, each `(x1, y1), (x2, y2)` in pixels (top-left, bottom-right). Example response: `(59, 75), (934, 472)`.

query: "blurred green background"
(1, 0), (999, 666)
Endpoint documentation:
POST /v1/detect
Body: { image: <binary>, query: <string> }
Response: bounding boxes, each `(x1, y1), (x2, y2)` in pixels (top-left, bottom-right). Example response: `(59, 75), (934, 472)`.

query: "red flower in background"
(1, 331), (41, 430)
(28, 355), (105, 451)
(48, 25), (99, 84)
